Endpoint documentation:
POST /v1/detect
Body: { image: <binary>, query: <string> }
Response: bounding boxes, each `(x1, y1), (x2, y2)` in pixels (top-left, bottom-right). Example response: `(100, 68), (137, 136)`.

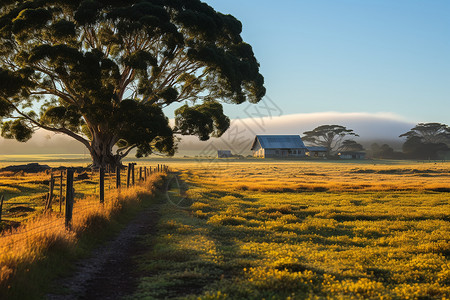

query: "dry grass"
(172, 161), (450, 193)
(0, 166), (154, 226)
(0, 172), (166, 299)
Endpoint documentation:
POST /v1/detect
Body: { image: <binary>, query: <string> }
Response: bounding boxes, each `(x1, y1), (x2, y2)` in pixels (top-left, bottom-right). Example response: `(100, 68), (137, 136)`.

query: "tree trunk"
(89, 136), (122, 169)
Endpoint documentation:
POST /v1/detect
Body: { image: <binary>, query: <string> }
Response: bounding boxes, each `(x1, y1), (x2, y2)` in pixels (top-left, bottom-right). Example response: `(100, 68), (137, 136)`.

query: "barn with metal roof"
(250, 135), (308, 158)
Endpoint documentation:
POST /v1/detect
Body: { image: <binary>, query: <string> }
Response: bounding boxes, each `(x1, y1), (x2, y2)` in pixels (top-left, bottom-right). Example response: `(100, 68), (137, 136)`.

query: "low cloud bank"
(0, 130), (86, 155)
(178, 111), (415, 155)
(0, 112), (415, 156)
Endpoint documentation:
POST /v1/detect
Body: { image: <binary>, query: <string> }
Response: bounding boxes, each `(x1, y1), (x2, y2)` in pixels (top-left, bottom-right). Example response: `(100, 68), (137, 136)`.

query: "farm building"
(251, 135), (307, 158)
(306, 146), (328, 158)
(338, 151), (366, 159)
(217, 150), (232, 158)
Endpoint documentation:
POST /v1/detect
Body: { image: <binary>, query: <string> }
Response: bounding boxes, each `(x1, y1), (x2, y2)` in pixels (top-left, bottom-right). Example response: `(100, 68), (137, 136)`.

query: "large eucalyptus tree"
(0, 0), (265, 167)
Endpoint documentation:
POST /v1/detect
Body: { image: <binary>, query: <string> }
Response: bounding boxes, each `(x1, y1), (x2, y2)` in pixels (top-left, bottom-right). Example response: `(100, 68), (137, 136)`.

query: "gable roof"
(251, 135), (306, 150)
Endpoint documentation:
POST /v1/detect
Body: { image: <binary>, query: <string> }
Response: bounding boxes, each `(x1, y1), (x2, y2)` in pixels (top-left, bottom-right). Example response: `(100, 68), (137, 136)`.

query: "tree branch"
(118, 145), (136, 159)
(7, 100), (92, 150)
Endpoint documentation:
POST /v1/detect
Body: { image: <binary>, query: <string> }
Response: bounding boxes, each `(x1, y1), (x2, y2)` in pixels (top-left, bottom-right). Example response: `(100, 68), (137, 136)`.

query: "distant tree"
(400, 123), (450, 145)
(402, 136), (449, 160)
(400, 123), (450, 159)
(302, 125), (359, 156)
(370, 143), (397, 159)
(0, 1), (265, 168)
(340, 140), (364, 152)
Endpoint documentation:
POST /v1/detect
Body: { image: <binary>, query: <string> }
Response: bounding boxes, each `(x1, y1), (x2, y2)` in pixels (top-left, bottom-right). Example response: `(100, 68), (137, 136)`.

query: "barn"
(306, 146), (328, 158)
(251, 135), (307, 158)
(338, 151), (366, 159)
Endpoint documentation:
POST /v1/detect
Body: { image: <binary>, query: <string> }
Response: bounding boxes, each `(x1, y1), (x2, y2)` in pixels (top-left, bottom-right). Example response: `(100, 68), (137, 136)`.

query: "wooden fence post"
(144, 167), (147, 181)
(109, 169), (112, 190)
(116, 166), (121, 189)
(131, 163), (135, 185)
(99, 167), (105, 203)
(65, 169), (74, 229)
(45, 172), (55, 211)
(0, 195), (4, 223)
(59, 170), (64, 213)
(139, 167), (142, 181)
(127, 163), (131, 188)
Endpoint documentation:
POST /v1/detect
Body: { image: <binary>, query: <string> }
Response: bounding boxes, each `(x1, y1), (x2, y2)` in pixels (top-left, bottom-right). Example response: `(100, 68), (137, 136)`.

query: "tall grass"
(0, 173), (166, 299)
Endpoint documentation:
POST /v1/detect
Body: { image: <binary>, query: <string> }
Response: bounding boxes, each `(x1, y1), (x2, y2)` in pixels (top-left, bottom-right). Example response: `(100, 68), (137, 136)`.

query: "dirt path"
(47, 204), (160, 300)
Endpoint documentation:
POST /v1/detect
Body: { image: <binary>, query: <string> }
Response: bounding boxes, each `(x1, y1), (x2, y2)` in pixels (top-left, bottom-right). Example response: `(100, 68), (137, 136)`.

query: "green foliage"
(175, 101), (230, 141)
(1, 119), (33, 142)
(0, 68), (31, 101)
(42, 105), (83, 131)
(0, 0), (265, 167)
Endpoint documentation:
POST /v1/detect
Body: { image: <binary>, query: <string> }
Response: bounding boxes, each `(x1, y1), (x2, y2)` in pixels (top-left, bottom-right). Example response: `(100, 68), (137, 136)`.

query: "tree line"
(302, 123), (450, 160)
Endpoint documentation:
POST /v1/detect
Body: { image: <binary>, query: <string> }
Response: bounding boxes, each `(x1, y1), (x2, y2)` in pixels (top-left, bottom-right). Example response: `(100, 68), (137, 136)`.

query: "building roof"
(306, 146), (328, 152)
(251, 135), (306, 150)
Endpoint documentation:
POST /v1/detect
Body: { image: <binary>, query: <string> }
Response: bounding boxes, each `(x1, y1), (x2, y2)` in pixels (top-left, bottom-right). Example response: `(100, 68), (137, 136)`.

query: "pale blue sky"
(198, 0), (450, 124)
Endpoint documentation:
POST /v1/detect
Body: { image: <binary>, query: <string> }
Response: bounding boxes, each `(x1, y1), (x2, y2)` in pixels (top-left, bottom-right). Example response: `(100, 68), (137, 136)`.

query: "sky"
(200, 0), (450, 124)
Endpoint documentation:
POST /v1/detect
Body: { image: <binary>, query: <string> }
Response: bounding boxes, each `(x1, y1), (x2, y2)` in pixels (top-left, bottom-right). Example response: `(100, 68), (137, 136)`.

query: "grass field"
(130, 160), (450, 299)
(0, 159), (448, 299)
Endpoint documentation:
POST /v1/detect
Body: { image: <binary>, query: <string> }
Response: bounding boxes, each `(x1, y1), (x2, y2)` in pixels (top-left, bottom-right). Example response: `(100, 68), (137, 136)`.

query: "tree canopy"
(302, 125), (359, 156)
(400, 123), (450, 145)
(0, 0), (265, 167)
(339, 139), (364, 152)
(400, 123), (450, 160)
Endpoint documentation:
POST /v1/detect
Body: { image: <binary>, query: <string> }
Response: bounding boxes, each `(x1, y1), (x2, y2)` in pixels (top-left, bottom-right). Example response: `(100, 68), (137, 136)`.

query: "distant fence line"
(0, 163), (170, 231)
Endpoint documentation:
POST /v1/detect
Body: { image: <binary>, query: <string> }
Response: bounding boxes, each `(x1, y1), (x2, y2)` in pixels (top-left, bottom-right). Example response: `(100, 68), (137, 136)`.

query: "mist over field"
(0, 112), (415, 156)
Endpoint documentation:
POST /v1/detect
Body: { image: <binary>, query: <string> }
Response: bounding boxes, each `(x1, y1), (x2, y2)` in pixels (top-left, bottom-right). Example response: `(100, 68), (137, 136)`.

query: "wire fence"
(0, 163), (169, 253)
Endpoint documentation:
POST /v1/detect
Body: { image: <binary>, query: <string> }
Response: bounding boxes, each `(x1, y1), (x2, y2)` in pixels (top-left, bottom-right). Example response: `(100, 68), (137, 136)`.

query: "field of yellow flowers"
(130, 160), (450, 299)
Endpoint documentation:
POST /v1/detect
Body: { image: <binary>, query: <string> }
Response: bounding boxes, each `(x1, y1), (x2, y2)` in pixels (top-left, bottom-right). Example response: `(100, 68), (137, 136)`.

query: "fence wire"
(0, 164), (168, 253)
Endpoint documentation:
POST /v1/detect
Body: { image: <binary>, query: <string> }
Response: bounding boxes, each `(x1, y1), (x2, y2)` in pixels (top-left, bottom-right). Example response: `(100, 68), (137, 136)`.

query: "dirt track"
(47, 205), (160, 300)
